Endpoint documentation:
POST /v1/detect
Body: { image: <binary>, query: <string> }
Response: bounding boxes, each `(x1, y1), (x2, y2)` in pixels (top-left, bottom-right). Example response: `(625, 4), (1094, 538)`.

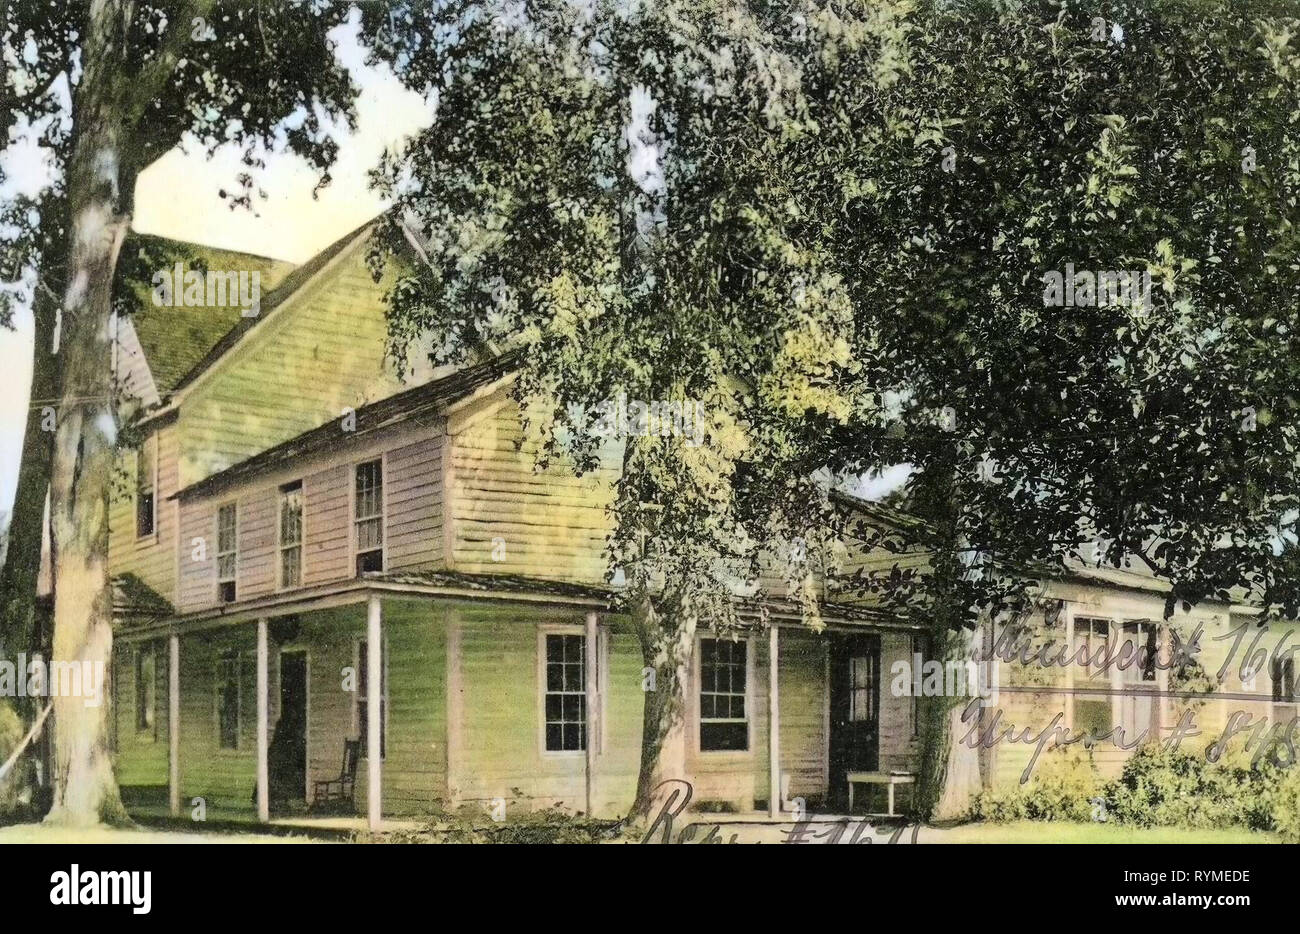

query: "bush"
(360, 803), (627, 844)
(1269, 767), (1300, 843)
(0, 700), (34, 821)
(1105, 745), (1268, 830)
(971, 747), (1102, 823)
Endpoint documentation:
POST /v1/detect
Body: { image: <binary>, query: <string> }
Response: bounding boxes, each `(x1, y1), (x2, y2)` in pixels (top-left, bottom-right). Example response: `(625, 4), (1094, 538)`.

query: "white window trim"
(215, 500), (239, 604)
(349, 454), (387, 575)
(537, 624), (589, 758)
(693, 632), (755, 757)
(214, 648), (243, 754)
(276, 481), (305, 592)
(352, 635), (388, 761)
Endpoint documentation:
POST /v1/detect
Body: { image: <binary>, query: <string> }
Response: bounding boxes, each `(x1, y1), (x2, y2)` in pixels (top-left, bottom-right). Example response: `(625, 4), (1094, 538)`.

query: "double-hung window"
(544, 633), (586, 752)
(1273, 654), (1297, 724)
(354, 460), (383, 574)
(1073, 617), (1112, 737)
(1120, 620), (1160, 740)
(699, 637), (748, 751)
(357, 639), (387, 759)
(135, 435), (156, 538)
(279, 481), (303, 589)
(217, 502), (237, 603)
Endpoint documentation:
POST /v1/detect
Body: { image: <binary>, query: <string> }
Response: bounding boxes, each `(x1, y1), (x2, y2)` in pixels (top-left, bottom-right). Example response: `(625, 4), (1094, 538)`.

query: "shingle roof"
(173, 351), (520, 500)
(118, 234), (297, 394)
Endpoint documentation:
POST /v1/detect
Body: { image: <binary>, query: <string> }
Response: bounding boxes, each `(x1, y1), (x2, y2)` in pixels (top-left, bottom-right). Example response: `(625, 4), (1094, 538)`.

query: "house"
(101, 222), (1299, 828)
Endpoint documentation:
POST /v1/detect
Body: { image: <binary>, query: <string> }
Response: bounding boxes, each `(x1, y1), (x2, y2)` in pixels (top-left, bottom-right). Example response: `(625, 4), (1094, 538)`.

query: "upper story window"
(279, 480), (303, 589)
(699, 637), (748, 751)
(354, 459), (383, 575)
(217, 502), (237, 603)
(135, 435), (156, 539)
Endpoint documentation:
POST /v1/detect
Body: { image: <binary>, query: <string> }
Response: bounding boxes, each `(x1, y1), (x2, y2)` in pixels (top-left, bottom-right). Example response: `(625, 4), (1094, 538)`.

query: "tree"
(808, 0), (1300, 817)
(363, 0), (913, 820)
(2, 0), (361, 824)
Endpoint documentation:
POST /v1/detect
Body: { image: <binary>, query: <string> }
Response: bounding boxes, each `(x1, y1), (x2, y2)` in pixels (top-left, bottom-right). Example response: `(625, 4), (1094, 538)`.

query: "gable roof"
(168, 218), (377, 395)
(173, 351), (520, 501)
(118, 233), (297, 395)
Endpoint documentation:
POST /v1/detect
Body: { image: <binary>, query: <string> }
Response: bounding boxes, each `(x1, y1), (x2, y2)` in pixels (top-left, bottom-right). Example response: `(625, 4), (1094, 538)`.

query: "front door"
(270, 651), (308, 806)
(828, 634), (880, 808)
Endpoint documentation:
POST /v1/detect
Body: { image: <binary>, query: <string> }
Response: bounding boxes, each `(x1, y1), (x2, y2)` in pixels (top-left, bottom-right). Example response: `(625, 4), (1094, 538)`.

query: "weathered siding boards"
(108, 422), (180, 602)
(447, 397), (619, 584)
(175, 235), (414, 488)
(172, 423), (445, 613)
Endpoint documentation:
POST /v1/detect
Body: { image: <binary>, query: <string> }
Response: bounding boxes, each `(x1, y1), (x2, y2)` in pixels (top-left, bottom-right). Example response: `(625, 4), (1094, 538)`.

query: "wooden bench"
(846, 771), (916, 816)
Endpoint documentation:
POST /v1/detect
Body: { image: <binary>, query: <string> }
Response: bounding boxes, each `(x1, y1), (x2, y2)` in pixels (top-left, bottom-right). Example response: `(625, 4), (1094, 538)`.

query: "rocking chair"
(311, 739), (360, 812)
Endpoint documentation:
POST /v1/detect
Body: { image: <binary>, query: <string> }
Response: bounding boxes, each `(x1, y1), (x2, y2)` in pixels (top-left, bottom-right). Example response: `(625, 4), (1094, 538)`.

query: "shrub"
(971, 747), (1102, 822)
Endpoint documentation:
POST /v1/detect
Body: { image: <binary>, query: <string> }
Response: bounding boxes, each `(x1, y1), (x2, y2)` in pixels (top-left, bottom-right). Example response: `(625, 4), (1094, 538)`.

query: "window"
(217, 502), (237, 603)
(279, 481), (303, 589)
(1120, 621), (1159, 684)
(216, 650), (240, 750)
(135, 643), (156, 735)
(1272, 655), (1296, 703)
(849, 654), (877, 723)
(544, 633), (586, 752)
(1073, 617), (1112, 737)
(354, 460), (383, 574)
(699, 637), (748, 751)
(135, 436), (155, 538)
(356, 639), (386, 758)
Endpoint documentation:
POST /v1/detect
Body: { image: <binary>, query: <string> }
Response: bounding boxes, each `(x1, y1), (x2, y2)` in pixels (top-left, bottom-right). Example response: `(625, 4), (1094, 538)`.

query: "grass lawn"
(925, 821), (1278, 844)
(0, 822), (323, 844)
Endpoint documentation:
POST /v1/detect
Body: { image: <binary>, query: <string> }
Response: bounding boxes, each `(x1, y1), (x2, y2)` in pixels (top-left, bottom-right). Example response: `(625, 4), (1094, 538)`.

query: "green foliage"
(971, 748), (1103, 823)
(360, 805), (627, 844)
(0, 700), (34, 820)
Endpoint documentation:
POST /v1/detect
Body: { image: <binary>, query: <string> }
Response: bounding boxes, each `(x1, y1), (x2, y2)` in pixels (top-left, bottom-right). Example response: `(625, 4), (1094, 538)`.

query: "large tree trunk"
(626, 593), (695, 827)
(44, 0), (133, 826)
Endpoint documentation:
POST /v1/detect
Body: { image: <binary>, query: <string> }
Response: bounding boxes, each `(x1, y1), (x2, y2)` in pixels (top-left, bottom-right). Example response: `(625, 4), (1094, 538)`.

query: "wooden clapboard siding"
(447, 398), (618, 583)
(177, 499), (216, 610)
(108, 423), (179, 603)
(172, 428), (445, 613)
(449, 605), (641, 815)
(296, 601), (449, 816)
(385, 437), (444, 572)
(237, 487), (276, 599)
(111, 640), (169, 788)
(174, 234), (412, 489)
(175, 625), (261, 810)
(777, 627), (829, 798)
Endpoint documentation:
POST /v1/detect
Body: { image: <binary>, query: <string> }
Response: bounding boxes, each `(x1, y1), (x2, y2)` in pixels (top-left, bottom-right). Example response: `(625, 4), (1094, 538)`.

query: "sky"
(0, 14), (434, 512)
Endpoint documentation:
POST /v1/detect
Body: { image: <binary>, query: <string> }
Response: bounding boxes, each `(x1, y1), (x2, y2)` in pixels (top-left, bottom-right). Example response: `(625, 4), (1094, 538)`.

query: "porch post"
(768, 624), (780, 818)
(256, 617), (269, 823)
(168, 633), (179, 816)
(367, 595), (383, 832)
(584, 611), (599, 816)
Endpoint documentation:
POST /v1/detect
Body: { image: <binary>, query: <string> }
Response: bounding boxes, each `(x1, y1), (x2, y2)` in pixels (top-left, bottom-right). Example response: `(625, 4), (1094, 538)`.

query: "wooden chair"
(312, 739), (360, 811)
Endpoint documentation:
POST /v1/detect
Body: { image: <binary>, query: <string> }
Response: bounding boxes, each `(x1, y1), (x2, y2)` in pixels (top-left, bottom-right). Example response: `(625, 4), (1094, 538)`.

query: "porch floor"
(127, 805), (424, 838)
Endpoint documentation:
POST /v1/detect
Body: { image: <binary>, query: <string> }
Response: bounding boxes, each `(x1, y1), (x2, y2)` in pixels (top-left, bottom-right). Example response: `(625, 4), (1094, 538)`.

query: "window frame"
(538, 626), (587, 757)
(353, 635), (388, 760)
(214, 648), (242, 752)
(215, 501), (238, 604)
(351, 456), (385, 576)
(277, 479), (305, 591)
(134, 433), (157, 541)
(695, 634), (753, 755)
